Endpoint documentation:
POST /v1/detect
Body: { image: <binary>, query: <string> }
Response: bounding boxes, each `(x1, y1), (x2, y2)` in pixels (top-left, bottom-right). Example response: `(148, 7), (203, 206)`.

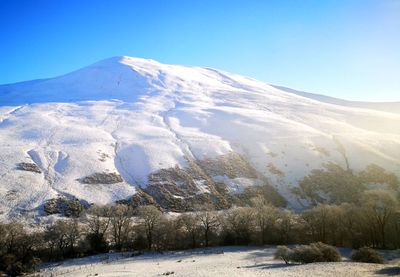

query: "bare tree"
(224, 207), (254, 245)
(153, 216), (180, 251)
(109, 204), (133, 251)
(177, 213), (199, 248)
(44, 220), (73, 258)
(361, 189), (398, 248)
(275, 210), (297, 244)
(339, 203), (362, 247)
(3, 222), (25, 254)
(84, 205), (111, 253)
(302, 204), (330, 243)
(0, 223), (43, 275)
(195, 205), (219, 247)
(251, 196), (278, 244)
(136, 205), (162, 250)
(86, 205), (111, 236)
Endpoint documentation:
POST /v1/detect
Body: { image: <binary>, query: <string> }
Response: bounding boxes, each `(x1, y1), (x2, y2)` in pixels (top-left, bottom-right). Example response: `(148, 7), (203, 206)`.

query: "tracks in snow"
(0, 105), (26, 126)
(161, 105), (198, 161)
(110, 114), (138, 186)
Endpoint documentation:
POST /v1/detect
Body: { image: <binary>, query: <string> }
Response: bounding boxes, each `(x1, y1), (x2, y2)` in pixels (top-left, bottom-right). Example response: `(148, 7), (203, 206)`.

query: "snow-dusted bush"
(289, 242), (341, 264)
(314, 242), (342, 262)
(274, 245), (291, 264)
(351, 247), (384, 264)
(274, 243), (341, 264)
(289, 244), (322, 264)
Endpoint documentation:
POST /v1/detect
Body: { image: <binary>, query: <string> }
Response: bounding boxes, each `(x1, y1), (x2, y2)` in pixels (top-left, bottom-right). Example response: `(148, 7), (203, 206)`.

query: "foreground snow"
(38, 246), (400, 277)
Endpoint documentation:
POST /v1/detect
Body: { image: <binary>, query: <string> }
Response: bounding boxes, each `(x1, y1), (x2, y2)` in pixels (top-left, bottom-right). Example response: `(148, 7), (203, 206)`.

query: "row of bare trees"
(0, 188), (399, 276)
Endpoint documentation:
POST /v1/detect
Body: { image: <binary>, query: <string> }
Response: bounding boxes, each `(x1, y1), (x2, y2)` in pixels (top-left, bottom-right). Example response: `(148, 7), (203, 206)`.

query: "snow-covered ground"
(37, 246), (400, 277)
(0, 56), (399, 219)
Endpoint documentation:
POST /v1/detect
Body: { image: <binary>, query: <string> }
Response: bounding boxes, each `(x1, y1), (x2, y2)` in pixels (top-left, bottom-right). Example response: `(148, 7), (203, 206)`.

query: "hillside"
(0, 56), (399, 219)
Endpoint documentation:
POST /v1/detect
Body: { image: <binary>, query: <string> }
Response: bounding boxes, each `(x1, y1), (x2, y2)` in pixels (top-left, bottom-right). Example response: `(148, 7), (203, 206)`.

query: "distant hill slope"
(273, 85), (400, 115)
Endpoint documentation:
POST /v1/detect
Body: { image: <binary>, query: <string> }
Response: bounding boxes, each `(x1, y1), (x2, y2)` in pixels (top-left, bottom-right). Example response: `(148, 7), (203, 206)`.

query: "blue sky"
(0, 0), (399, 101)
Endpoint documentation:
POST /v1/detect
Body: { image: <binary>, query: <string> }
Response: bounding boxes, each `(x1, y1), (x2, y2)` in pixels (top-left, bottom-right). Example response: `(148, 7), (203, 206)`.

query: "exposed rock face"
(195, 153), (258, 179)
(139, 153), (280, 212)
(117, 188), (159, 209)
(144, 165), (229, 212)
(80, 172), (123, 184)
(17, 162), (41, 173)
(43, 197), (87, 217)
(267, 163), (285, 177)
(41, 153), (285, 214)
(237, 184), (287, 207)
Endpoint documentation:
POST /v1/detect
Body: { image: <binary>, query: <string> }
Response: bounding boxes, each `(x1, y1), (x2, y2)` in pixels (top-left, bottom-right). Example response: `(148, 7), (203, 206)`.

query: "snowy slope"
(273, 85), (400, 115)
(0, 56), (399, 219)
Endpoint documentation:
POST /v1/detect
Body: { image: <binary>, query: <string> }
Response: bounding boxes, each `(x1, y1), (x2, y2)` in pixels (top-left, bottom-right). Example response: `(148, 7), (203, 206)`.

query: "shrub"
(351, 247), (384, 264)
(274, 245), (291, 264)
(313, 242), (341, 262)
(289, 244), (323, 264)
(289, 242), (341, 264)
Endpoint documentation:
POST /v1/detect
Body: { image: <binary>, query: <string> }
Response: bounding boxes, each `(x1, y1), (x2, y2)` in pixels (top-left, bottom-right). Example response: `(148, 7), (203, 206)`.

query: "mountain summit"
(0, 56), (277, 105)
(0, 56), (399, 219)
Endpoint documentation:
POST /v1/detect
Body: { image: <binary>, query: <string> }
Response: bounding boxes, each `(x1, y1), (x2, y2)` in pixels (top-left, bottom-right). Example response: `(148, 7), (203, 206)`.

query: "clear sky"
(0, 0), (399, 101)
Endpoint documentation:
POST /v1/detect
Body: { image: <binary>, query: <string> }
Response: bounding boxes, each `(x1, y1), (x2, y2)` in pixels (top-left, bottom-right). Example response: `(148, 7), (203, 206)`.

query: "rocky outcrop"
(140, 153), (281, 212)
(144, 164), (229, 212)
(117, 188), (159, 209)
(45, 153), (285, 214)
(195, 153), (258, 179)
(17, 162), (41, 173)
(237, 184), (287, 207)
(80, 172), (123, 184)
(44, 197), (88, 217)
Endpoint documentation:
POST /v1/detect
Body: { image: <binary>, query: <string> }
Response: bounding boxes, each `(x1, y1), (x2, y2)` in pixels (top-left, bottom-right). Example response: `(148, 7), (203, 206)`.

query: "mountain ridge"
(273, 84), (400, 115)
(2, 56), (399, 112)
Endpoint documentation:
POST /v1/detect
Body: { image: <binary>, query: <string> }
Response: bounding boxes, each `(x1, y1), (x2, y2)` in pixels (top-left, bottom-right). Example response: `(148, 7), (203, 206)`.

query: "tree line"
(0, 187), (399, 276)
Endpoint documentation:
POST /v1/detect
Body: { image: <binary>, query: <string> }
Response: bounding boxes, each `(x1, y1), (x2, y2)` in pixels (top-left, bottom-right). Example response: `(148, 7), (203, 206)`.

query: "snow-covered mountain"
(0, 56), (399, 219)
